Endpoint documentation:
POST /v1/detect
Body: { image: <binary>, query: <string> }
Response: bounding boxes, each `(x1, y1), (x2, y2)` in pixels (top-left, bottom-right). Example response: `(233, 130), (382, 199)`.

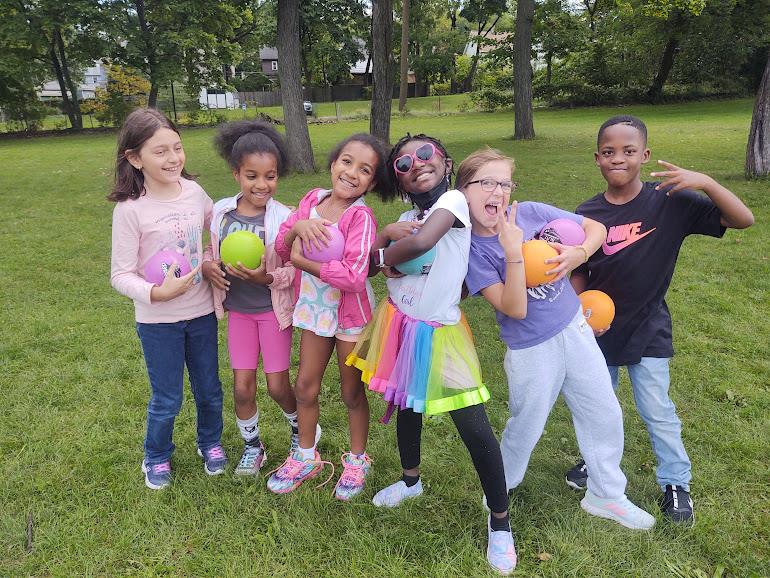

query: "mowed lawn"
(1, 99), (768, 577)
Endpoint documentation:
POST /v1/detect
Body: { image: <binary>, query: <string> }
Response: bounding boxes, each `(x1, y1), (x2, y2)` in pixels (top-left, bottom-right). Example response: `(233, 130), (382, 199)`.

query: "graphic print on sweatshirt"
(602, 221), (656, 256)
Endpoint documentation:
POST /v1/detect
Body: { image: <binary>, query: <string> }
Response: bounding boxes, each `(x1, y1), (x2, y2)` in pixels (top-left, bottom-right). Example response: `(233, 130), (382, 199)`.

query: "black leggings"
(396, 404), (509, 513)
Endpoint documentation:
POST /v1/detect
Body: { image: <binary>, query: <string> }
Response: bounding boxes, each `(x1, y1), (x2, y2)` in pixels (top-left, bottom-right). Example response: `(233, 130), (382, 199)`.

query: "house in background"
(37, 60), (108, 100)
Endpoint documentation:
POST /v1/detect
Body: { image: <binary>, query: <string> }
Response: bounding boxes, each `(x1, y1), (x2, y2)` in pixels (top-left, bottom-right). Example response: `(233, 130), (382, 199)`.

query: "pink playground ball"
(143, 250), (192, 285)
(303, 226), (346, 263)
(539, 218), (586, 246)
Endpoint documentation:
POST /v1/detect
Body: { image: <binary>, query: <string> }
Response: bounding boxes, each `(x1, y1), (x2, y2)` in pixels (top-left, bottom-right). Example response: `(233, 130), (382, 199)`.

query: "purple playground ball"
(143, 250), (192, 285)
(303, 225), (346, 263)
(539, 218), (586, 246)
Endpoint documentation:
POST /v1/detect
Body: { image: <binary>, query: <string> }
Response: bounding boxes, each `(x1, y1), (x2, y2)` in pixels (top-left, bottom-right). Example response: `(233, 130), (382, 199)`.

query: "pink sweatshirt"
(110, 178), (214, 324)
(276, 188), (377, 329)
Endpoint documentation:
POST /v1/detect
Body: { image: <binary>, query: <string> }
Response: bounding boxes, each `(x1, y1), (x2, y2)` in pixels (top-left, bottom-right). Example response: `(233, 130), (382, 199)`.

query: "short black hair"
(597, 115), (648, 148)
(386, 133), (453, 199)
(328, 133), (395, 202)
(214, 120), (289, 175)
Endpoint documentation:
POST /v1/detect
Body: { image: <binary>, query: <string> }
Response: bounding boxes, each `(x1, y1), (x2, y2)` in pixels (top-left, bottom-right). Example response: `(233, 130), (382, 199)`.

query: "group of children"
(110, 108), (753, 575)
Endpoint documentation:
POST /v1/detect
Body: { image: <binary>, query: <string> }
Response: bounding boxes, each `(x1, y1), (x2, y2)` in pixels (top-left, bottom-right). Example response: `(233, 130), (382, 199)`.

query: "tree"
(460, 0), (507, 91)
(85, 65), (150, 126)
(370, 0), (395, 142)
(277, 0), (315, 172)
(513, 0), (535, 139)
(746, 52), (770, 177)
(534, 0), (584, 86)
(398, 0), (411, 112)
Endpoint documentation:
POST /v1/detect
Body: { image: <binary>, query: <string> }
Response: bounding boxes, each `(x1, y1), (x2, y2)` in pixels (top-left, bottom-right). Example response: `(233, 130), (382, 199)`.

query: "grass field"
(1, 99), (768, 577)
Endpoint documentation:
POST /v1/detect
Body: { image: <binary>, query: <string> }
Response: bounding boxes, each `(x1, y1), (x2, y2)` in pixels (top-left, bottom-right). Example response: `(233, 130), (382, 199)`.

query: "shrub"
(3, 96), (52, 132)
(431, 82), (450, 96)
(467, 87), (514, 111)
(91, 65), (150, 126)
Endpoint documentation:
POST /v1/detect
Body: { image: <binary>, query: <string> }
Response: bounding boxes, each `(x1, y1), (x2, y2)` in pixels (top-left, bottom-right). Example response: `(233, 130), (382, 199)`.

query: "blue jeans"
(136, 313), (223, 465)
(609, 357), (691, 491)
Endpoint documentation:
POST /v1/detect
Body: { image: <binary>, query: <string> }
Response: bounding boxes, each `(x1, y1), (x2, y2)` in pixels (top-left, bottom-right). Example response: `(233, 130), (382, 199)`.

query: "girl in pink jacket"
(202, 121), (307, 478)
(266, 133), (394, 501)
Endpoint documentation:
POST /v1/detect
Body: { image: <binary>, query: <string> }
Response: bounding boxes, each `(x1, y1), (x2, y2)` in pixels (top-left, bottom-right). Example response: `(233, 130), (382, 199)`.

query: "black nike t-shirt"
(574, 181), (725, 366)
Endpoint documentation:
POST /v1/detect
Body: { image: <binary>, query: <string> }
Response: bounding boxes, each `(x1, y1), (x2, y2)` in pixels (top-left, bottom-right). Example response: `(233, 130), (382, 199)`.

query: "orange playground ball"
(522, 239), (559, 287)
(580, 290), (616, 331)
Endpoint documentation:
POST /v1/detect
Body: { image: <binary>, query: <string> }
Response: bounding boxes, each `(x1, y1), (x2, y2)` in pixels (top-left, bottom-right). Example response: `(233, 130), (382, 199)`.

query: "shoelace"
(152, 462), (171, 474)
(205, 446), (226, 461)
(239, 446), (262, 467)
(266, 454), (335, 489)
(337, 453), (370, 488)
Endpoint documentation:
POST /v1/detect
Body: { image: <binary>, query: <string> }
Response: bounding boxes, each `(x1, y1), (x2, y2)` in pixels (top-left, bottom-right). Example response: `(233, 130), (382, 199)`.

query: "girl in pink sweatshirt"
(266, 134), (394, 500)
(109, 108), (226, 490)
(202, 120), (308, 478)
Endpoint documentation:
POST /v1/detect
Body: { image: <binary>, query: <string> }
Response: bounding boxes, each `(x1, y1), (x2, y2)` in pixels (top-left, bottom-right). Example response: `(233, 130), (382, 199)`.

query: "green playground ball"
(220, 230), (265, 270)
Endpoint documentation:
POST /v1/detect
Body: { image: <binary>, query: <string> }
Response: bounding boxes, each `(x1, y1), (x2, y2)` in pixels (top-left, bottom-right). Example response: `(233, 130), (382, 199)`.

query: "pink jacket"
(205, 194), (297, 330)
(276, 188), (377, 330)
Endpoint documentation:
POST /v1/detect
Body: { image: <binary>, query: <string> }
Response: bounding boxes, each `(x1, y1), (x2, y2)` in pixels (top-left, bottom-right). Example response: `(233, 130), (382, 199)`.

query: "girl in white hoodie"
(203, 121), (315, 477)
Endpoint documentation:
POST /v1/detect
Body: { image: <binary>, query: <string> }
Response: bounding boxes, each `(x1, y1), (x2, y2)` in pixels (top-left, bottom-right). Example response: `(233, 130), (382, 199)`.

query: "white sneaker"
(580, 490), (656, 530)
(372, 479), (423, 507)
(290, 423), (322, 454)
(487, 516), (517, 575)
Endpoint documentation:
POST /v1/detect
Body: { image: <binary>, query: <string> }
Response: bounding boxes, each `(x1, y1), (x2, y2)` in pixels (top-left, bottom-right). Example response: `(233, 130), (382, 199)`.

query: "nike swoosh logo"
(602, 228), (656, 255)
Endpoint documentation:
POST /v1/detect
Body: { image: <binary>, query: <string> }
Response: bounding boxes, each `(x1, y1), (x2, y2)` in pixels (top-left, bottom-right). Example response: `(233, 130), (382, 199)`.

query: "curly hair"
(214, 120), (289, 175)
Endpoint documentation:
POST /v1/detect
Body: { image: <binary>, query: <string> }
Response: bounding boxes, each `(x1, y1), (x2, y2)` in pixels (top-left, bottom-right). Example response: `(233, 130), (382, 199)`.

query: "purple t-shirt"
(465, 201), (583, 350)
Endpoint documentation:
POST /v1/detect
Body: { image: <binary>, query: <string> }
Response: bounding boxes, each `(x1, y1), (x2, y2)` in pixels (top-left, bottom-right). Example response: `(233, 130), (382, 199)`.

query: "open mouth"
(484, 203), (500, 217)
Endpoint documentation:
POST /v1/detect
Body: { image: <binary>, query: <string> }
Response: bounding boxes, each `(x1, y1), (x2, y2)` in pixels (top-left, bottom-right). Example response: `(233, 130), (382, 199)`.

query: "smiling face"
(595, 123), (650, 193)
(394, 139), (451, 195)
(127, 127), (185, 192)
(234, 152), (278, 213)
(465, 160), (513, 236)
(329, 141), (379, 200)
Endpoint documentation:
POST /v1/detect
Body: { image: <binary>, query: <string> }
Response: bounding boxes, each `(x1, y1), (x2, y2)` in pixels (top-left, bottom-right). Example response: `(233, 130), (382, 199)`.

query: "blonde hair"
(456, 148), (515, 191)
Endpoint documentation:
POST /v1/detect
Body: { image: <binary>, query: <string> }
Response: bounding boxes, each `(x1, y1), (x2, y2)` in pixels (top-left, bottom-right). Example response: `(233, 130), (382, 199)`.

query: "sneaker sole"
(141, 461), (169, 490)
(267, 464), (323, 495)
(565, 477), (587, 491)
(234, 451), (267, 477)
(580, 497), (655, 530)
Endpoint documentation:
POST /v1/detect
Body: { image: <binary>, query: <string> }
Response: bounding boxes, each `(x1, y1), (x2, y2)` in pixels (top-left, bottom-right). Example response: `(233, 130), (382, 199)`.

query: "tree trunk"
(48, 35), (78, 130)
(546, 52), (552, 85)
(277, 0), (315, 172)
(370, 0), (394, 143)
(746, 53), (770, 178)
(513, 0), (535, 140)
(134, 0), (159, 108)
(53, 27), (82, 129)
(647, 10), (684, 102)
(398, 0), (410, 112)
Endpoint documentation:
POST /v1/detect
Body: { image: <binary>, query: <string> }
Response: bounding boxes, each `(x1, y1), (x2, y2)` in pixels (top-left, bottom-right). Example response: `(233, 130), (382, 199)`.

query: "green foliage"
(89, 65), (151, 127)
(2, 95), (53, 132)
(431, 82), (451, 95)
(467, 86), (514, 110)
(230, 72), (273, 92)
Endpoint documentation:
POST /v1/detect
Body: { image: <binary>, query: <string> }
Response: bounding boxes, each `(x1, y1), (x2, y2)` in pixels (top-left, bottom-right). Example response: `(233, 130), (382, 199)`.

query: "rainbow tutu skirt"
(346, 299), (490, 421)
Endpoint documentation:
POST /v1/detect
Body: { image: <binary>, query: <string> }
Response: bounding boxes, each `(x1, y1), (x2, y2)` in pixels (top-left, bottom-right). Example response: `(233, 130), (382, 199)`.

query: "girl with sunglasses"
(347, 135), (517, 575)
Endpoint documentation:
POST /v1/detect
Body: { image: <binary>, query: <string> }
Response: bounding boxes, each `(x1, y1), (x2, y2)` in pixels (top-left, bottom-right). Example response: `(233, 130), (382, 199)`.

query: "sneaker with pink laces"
(197, 444), (228, 476)
(266, 450), (332, 494)
(486, 515), (517, 575)
(334, 453), (371, 501)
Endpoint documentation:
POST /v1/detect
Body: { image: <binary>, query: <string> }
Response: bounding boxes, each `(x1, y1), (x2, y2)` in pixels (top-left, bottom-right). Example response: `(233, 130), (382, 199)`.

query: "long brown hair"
(107, 108), (194, 202)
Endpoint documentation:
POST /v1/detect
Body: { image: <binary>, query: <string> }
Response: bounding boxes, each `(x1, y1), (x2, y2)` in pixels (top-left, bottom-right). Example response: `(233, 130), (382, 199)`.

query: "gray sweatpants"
(500, 309), (627, 499)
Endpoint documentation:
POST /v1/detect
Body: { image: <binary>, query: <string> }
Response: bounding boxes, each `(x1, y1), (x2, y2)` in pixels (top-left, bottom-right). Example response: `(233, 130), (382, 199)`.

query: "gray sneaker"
(234, 441), (266, 476)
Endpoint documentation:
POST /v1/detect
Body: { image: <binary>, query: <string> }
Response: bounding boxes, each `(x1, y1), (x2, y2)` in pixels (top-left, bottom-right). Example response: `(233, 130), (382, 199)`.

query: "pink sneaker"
(266, 450), (333, 494)
(334, 453), (372, 501)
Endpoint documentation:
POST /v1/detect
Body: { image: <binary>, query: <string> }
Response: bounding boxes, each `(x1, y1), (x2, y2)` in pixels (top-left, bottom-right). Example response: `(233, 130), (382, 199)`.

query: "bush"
(431, 82), (450, 96)
(91, 65), (150, 126)
(2, 96), (52, 132)
(467, 87), (514, 111)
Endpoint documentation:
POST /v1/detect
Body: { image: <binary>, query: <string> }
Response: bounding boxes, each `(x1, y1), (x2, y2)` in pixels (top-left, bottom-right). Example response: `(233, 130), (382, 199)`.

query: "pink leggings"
(227, 310), (292, 373)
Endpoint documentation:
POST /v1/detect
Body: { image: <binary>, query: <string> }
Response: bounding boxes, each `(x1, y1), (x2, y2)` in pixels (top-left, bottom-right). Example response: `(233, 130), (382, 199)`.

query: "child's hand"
(544, 243), (585, 282)
(651, 160), (714, 195)
(152, 263), (202, 302)
(293, 218), (333, 250)
(202, 259), (230, 291)
(290, 236), (306, 265)
(496, 201), (523, 260)
(385, 221), (422, 241)
(225, 256), (272, 285)
(382, 266), (405, 278)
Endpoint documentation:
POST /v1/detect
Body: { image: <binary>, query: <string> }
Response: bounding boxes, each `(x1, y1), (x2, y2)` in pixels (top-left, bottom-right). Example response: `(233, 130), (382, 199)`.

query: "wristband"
(576, 245), (589, 263)
(375, 247), (387, 268)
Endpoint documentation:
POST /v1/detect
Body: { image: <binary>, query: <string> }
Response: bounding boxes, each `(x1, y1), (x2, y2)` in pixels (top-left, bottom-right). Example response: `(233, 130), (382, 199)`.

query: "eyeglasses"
(466, 179), (517, 193)
(393, 143), (445, 174)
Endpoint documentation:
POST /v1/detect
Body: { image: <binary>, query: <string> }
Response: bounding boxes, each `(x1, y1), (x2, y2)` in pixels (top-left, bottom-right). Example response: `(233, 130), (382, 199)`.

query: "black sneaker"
(660, 484), (694, 523)
(565, 459), (588, 490)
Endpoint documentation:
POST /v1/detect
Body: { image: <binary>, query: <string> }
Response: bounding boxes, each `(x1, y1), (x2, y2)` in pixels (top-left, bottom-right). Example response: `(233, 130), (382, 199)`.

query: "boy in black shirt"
(567, 115), (754, 522)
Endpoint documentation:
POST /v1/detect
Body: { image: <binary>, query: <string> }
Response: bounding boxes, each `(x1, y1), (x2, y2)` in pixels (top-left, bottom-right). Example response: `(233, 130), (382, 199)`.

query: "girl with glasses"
(462, 148), (656, 531)
(347, 135), (517, 575)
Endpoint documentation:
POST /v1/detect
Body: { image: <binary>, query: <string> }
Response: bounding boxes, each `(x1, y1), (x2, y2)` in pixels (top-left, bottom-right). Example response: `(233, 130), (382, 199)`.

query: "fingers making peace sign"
(496, 201), (524, 260)
(650, 160), (714, 195)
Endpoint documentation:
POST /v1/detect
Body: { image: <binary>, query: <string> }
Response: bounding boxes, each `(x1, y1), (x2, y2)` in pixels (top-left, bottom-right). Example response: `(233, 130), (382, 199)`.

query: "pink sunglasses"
(393, 143), (445, 175)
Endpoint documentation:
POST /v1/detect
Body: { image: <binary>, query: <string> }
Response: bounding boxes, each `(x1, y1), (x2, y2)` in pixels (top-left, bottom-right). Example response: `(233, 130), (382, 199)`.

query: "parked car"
(303, 101), (313, 116)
